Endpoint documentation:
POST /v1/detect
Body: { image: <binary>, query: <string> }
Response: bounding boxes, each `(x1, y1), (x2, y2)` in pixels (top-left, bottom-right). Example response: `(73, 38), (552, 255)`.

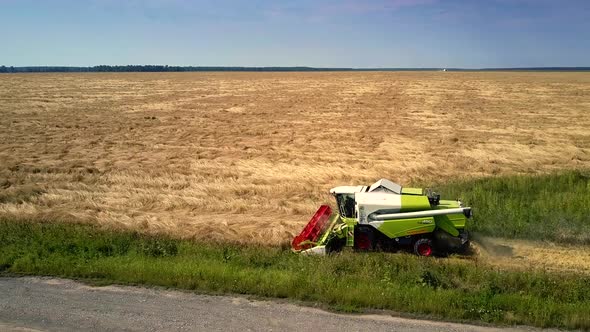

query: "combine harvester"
(292, 179), (472, 256)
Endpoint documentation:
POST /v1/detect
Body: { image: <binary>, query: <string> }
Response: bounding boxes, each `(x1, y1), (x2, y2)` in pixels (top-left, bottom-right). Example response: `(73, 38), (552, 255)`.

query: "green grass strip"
(1, 220), (589, 330)
(435, 169), (590, 244)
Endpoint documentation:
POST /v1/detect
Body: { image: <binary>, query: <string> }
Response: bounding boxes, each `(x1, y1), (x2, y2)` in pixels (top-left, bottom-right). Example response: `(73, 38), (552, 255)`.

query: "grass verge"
(435, 169), (590, 244)
(1, 220), (590, 330)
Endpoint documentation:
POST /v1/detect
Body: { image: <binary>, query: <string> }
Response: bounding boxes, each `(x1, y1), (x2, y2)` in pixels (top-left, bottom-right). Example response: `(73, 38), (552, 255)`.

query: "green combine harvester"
(292, 179), (472, 256)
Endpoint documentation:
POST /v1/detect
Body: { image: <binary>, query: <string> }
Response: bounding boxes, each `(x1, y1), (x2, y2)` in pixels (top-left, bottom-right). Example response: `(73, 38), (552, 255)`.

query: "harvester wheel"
(459, 240), (473, 255)
(325, 237), (346, 253)
(354, 226), (374, 251)
(414, 238), (434, 257)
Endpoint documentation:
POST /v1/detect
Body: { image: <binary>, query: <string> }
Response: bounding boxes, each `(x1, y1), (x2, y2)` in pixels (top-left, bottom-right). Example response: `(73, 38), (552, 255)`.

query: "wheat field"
(1, 71), (590, 247)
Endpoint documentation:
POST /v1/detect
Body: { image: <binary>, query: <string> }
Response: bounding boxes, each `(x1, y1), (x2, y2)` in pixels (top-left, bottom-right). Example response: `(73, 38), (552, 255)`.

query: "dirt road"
(0, 277), (557, 332)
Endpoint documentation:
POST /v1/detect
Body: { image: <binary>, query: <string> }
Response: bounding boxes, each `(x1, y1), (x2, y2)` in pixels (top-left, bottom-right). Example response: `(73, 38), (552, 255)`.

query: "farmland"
(1, 72), (589, 244)
(2, 71), (590, 328)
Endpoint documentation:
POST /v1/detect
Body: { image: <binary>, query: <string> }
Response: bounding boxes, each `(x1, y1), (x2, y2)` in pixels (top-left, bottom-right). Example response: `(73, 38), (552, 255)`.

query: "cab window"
(336, 194), (355, 218)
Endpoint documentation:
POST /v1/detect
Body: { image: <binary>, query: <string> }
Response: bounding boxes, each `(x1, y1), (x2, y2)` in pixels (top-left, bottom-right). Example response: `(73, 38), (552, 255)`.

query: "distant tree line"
(0, 65), (355, 73)
(0, 65), (589, 73)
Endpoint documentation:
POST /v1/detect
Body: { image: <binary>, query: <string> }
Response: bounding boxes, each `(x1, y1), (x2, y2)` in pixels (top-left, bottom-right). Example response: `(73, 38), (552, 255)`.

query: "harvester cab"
(292, 179), (472, 256)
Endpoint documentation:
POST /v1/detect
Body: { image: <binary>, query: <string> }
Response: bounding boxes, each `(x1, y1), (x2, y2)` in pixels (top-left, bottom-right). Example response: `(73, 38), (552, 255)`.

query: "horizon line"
(1, 65), (590, 73)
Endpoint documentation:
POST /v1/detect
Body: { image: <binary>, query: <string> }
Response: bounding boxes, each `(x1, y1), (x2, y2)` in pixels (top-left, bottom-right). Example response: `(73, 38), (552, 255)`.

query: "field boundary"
(1, 220), (589, 330)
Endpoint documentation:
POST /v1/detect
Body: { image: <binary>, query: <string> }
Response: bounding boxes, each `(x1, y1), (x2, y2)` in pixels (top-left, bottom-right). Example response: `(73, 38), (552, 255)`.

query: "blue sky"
(1, 0), (588, 68)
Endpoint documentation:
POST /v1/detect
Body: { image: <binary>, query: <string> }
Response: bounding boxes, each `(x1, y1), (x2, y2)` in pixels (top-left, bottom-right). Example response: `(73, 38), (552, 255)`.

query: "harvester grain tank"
(292, 179), (472, 256)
